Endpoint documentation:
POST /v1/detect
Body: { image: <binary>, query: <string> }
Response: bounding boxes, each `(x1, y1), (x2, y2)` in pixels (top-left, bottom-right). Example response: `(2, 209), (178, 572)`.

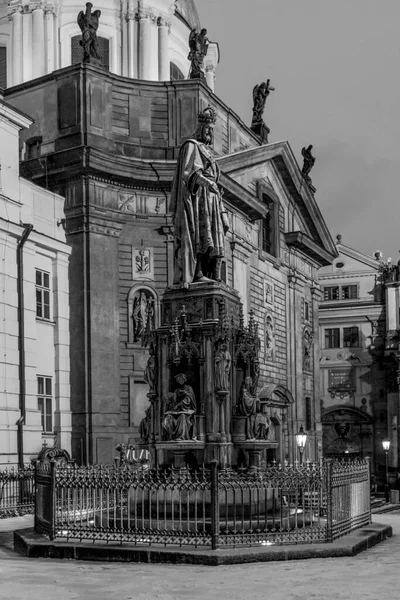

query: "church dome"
(175, 0), (201, 30)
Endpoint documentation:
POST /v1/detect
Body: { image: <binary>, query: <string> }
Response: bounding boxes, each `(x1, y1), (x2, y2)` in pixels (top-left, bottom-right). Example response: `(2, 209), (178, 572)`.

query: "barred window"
(37, 376), (53, 433)
(342, 285), (358, 300)
(323, 286), (339, 301)
(325, 328), (340, 349)
(36, 269), (51, 320)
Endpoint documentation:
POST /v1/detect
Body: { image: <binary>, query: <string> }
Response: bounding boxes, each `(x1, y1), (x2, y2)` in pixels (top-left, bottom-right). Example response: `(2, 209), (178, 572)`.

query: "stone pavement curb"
(13, 523), (392, 566)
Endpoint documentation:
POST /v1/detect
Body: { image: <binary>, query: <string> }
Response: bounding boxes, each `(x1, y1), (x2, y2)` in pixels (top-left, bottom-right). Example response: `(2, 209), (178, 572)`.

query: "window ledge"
(36, 318), (56, 326)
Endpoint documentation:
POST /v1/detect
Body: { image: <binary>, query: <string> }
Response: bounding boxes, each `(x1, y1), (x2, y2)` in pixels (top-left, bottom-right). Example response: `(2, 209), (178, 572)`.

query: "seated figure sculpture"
(162, 374), (197, 441)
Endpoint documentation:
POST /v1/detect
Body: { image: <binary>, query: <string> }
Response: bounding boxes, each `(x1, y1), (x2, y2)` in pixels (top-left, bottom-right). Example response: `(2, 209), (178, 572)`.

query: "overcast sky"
(197, 0), (400, 260)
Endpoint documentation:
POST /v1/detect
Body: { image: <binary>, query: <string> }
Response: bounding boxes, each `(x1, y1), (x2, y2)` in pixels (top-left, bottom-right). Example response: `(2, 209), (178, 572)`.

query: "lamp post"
(382, 439), (391, 503)
(295, 425), (308, 466)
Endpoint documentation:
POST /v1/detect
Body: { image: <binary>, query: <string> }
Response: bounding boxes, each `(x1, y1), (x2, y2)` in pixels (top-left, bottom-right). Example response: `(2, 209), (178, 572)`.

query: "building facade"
(0, 0), (219, 90)
(318, 237), (386, 474)
(3, 0), (338, 467)
(0, 89), (71, 467)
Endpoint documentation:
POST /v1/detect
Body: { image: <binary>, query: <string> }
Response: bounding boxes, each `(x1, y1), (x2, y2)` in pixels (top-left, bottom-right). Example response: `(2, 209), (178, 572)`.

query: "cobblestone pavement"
(0, 513), (399, 600)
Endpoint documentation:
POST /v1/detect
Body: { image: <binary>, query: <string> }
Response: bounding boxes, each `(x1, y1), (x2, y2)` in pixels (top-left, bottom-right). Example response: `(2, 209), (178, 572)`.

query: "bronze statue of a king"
(169, 106), (229, 286)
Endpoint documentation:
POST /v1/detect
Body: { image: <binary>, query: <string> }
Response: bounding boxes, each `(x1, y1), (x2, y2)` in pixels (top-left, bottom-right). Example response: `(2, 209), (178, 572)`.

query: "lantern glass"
(296, 425), (307, 449)
(382, 440), (391, 452)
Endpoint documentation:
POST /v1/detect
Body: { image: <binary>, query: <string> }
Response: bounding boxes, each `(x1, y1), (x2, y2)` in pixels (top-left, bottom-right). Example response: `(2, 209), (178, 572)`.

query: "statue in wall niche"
(303, 330), (314, 372)
(162, 374), (197, 441)
(188, 28), (209, 80)
(77, 2), (102, 63)
(214, 343), (232, 392)
(251, 79), (275, 126)
(170, 106), (229, 286)
(265, 315), (275, 361)
(301, 145), (316, 186)
(132, 292), (154, 343)
(139, 406), (151, 443)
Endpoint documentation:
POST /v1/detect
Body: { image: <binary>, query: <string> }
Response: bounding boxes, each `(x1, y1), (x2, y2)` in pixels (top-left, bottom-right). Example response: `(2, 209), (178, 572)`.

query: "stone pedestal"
(250, 121), (270, 144)
(238, 441), (279, 470)
(154, 281), (241, 468)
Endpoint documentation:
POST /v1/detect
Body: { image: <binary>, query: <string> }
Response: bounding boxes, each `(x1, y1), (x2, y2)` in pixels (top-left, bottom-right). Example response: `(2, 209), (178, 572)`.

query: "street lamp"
(382, 439), (391, 503)
(295, 425), (308, 466)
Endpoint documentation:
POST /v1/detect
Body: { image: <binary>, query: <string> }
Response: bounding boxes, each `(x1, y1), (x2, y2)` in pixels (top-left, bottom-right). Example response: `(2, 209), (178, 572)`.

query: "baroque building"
(318, 236), (386, 476)
(2, 0), (338, 466)
(0, 89), (71, 467)
(0, 0), (219, 89)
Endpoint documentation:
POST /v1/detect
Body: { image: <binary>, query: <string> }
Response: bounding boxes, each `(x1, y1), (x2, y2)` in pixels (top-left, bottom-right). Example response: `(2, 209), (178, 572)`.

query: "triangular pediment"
(216, 141), (338, 265)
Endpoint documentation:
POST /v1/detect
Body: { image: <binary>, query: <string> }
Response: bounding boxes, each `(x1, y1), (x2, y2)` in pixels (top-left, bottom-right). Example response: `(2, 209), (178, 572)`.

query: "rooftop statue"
(77, 2), (102, 63)
(301, 145), (316, 191)
(188, 28), (209, 80)
(170, 106), (229, 286)
(251, 79), (275, 126)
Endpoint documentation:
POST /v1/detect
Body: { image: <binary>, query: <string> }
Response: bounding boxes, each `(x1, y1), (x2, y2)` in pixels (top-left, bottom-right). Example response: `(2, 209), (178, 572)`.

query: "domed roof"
(175, 0), (201, 30)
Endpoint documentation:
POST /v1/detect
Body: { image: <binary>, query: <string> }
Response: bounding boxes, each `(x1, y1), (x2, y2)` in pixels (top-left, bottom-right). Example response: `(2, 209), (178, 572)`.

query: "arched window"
(257, 182), (280, 260)
(0, 46), (7, 89)
(170, 62), (185, 81)
(71, 35), (110, 70)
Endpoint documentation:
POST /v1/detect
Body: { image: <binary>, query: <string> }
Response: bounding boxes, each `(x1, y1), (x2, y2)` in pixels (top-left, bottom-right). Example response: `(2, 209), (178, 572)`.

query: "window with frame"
(341, 285), (358, 300)
(37, 376), (53, 433)
(170, 62), (185, 80)
(305, 396), (313, 431)
(323, 286), (339, 301)
(343, 326), (359, 348)
(325, 328), (340, 349)
(36, 269), (51, 320)
(0, 46), (6, 89)
(260, 193), (279, 257)
(304, 300), (310, 322)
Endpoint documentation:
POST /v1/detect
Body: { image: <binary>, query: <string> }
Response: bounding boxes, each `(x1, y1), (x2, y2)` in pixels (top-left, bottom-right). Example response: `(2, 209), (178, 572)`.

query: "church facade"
(3, 0), (337, 466)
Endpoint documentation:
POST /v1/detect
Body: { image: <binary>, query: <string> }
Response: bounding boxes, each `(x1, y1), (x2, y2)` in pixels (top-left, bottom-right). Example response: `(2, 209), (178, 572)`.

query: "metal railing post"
(325, 459), (333, 542)
(210, 460), (219, 550)
(49, 460), (56, 540)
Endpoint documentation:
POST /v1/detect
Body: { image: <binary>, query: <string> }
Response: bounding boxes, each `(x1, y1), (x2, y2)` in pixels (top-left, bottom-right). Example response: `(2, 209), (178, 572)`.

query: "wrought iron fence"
(0, 466), (35, 518)
(34, 458), (371, 548)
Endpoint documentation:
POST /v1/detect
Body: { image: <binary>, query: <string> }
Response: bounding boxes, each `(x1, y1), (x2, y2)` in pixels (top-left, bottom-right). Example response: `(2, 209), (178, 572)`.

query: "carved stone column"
(137, 10), (152, 80)
(22, 9), (33, 82)
(126, 9), (136, 78)
(10, 6), (23, 86)
(157, 17), (170, 81)
(32, 3), (45, 79)
(44, 6), (55, 74)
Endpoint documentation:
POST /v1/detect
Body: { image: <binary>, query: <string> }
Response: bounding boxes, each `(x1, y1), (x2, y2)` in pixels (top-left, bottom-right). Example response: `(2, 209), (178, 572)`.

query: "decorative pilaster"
(157, 17), (171, 81)
(22, 8), (33, 82)
(136, 9), (155, 80)
(32, 3), (45, 79)
(9, 5), (23, 86)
